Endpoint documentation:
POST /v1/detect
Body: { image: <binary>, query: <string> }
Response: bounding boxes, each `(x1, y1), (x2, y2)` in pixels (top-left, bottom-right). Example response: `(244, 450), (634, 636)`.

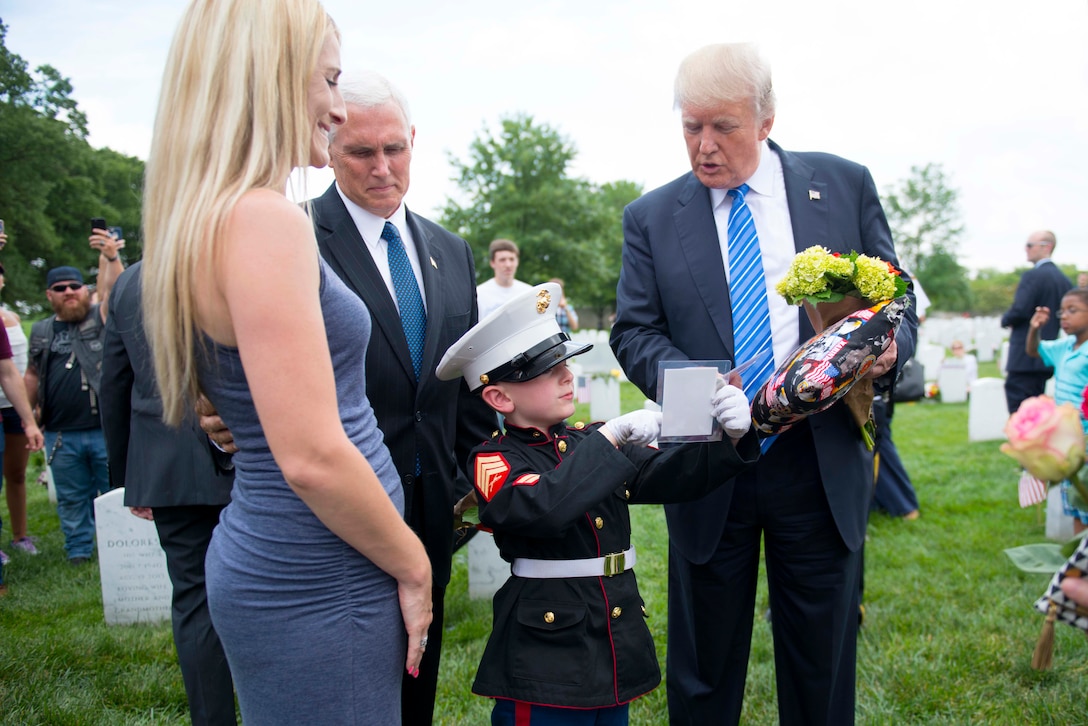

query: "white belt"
(511, 547), (636, 579)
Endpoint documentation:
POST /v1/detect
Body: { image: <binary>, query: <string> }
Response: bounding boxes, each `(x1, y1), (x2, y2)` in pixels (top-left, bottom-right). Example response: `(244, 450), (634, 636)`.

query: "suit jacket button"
(611, 606), (622, 619)
(594, 517), (604, 529)
(544, 611), (555, 624)
(415, 411), (423, 422)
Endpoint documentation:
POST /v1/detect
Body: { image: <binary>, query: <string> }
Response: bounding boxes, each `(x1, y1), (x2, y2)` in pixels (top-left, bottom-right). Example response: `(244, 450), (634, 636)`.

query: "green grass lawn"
(4, 374), (1087, 724)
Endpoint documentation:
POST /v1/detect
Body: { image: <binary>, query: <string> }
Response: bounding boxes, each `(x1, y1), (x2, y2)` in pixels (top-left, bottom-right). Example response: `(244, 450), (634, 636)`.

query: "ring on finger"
(420, 636), (429, 649)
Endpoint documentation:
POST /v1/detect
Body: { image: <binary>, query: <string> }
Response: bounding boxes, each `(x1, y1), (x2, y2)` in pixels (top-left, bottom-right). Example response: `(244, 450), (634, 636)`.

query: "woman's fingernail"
(410, 668), (419, 679)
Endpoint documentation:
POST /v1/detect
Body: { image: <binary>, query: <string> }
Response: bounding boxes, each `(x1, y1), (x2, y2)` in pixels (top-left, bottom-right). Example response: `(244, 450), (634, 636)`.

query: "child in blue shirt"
(1028, 287), (1088, 530)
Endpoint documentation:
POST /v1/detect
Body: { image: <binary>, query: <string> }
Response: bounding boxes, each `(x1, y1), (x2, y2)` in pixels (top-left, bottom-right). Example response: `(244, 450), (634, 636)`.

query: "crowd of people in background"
(2, 0), (1087, 724)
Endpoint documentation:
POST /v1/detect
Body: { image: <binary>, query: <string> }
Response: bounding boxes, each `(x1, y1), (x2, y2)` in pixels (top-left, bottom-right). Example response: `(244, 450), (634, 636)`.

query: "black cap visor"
(484, 334), (593, 387)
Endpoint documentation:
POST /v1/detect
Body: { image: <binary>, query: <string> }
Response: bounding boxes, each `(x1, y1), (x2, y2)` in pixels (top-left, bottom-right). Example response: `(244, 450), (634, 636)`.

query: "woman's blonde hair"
(142, 0), (333, 425)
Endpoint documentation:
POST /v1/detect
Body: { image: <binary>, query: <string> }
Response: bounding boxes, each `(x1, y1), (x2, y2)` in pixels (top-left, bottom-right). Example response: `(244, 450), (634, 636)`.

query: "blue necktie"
(727, 184), (776, 452)
(382, 222), (426, 380)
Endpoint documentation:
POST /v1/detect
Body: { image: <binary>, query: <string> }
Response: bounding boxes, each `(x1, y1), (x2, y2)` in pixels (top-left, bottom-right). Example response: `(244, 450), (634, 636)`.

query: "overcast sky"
(5, 0), (1087, 274)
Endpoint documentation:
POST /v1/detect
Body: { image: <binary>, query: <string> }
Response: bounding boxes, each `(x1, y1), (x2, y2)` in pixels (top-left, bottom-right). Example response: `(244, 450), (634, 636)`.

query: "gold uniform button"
(558, 441), (568, 453)
(611, 606), (622, 619)
(595, 517), (604, 529)
(533, 432), (541, 438)
(641, 605), (648, 617)
(575, 421), (586, 429)
(624, 489), (631, 500)
(491, 430), (500, 438)
(544, 611), (555, 624)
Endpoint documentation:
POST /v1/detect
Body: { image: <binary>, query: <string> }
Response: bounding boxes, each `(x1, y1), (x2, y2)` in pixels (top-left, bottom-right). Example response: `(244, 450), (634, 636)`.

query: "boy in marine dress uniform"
(436, 283), (759, 725)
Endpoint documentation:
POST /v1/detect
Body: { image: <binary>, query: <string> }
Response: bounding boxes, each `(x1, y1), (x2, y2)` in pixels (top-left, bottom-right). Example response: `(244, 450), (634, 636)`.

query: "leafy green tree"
(0, 21), (143, 310)
(441, 114), (640, 325)
(881, 163), (971, 313)
(915, 248), (971, 313)
(882, 163), (964, 273)
(969, 268), (1021, 316)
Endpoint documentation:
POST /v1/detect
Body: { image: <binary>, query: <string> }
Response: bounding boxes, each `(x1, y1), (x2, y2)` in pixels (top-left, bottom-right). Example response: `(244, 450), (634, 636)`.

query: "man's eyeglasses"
(49, 283), (84, 293)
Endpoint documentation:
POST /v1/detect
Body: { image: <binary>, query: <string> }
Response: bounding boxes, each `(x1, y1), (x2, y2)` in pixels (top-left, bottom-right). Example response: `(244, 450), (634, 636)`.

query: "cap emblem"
(536, 289), (551, 314)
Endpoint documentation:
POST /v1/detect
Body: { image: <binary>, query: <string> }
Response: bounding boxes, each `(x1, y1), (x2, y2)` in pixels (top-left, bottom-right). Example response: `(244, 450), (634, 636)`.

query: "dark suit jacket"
(1000, 260), (1072, 373)
(610, 140), (917, 559)
(100, 262), (234, 508)
(310, 184), (495, 586)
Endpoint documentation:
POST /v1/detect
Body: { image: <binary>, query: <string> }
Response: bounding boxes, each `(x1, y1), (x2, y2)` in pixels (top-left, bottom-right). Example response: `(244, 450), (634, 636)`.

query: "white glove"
(712, 381), (752, 439)
(603, 410), (663, 446)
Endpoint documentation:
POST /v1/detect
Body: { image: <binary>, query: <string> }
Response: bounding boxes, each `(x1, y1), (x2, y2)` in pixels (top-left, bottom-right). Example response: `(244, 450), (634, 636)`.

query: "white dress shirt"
(334, 184), (427, 314)
(709, 141), (800, 367)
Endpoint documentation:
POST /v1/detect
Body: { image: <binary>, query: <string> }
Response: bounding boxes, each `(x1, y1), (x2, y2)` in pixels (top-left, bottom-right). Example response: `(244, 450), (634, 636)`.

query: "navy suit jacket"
(310, 184), (495, 586)
(1000, 260), (1072, 373)
(100, 262), (234, 508)
(610, 140), (917, 559)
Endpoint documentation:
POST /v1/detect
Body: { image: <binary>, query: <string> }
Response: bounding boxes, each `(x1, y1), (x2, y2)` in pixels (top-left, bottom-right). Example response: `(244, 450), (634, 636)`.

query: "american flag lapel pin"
(808, 190), (821, 201)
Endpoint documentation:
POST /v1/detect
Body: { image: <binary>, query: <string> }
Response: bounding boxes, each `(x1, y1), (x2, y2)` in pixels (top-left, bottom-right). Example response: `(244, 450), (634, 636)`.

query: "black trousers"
(153, 505), (236, 726)
(666, 426), (861, 726)
(1005, 370), (1051, 415)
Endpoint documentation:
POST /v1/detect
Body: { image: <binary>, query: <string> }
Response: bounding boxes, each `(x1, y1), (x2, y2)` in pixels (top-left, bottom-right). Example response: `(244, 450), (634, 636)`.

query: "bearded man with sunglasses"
(26, 238), (124, 565)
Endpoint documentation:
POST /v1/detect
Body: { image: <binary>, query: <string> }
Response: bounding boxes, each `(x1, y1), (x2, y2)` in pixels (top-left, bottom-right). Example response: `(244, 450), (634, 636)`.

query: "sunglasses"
(49, 282), (84, 293)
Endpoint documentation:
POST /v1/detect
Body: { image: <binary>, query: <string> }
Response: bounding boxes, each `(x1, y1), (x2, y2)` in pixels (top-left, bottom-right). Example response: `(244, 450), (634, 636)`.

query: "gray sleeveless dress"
(202, 261), (405, 724)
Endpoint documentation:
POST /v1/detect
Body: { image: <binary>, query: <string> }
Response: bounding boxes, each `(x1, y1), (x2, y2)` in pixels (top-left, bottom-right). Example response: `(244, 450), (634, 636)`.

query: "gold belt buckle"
(603, 551), (625, 577)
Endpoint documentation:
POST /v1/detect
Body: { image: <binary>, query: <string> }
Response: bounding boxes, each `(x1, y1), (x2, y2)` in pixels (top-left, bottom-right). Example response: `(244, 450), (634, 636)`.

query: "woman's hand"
(398, 574), (433, 678)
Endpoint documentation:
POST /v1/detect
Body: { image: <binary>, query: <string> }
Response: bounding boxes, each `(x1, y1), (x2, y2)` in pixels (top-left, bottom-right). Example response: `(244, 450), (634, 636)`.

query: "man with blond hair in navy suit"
(610, 43), (917, 725)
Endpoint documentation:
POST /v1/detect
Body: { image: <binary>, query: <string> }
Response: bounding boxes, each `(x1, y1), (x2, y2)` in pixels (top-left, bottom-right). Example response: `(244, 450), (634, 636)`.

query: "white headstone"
(44, 465), (56, 505)
(999, 341), (1010, 375)
(590, 376), (621, 421)
(1046, 485), (1075, 541)
(916, 344), (946, 382)
(467, 531), (509, 600)
(968, 377), (1008, 442)
(94, 488), (172, 625)
(937, 364), (968, 404)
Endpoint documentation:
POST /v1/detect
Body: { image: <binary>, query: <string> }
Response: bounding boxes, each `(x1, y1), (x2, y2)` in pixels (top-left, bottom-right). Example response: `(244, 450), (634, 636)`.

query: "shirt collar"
(708, 139), (777, 209)
(503, 421), (571, 444)
(334, 184), (410, 249)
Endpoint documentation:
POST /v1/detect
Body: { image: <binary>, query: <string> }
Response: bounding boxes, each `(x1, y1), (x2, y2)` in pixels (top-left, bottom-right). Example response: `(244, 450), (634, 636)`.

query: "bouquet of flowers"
(1000, 392), (1088, 669)
(752, 246), (910, 449)
(775, 246), (908, 310)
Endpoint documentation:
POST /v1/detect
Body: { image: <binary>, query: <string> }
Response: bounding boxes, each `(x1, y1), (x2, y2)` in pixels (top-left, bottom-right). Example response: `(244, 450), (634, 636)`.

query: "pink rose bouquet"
(1000, 395), (1086, 498)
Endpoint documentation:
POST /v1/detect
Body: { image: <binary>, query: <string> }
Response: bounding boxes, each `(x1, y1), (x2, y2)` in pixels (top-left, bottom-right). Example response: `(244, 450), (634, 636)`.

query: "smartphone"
(91, 217), (107, 233)
(108, 226), (123, 240)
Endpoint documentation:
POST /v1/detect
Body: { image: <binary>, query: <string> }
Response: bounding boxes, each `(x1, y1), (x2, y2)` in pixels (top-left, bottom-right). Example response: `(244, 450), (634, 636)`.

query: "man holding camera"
(25, 231), (123, 564)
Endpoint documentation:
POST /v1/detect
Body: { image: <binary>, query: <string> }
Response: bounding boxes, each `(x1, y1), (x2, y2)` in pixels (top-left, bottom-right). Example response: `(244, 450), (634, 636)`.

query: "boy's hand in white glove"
(712, 380), (752, 440)
(601, 410), (663, 447)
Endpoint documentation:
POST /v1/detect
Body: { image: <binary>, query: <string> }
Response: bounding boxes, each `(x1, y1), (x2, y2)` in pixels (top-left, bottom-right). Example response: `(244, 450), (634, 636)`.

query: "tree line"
(0, 22), (1048, 320)
(0, 22), (144, 310)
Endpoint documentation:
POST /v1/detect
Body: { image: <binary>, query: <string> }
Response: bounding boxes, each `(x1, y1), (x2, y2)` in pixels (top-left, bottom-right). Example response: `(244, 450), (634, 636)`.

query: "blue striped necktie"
(727, 184), (776, 451)
(382, 221), (427, 380)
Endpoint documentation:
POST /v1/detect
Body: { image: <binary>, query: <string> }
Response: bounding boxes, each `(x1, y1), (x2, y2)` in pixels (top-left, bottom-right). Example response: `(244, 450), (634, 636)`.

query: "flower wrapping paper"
(752, 296), (909, 436)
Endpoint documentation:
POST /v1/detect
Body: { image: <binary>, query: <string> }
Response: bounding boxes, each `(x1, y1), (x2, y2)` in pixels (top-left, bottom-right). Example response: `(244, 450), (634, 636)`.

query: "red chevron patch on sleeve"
(513, 473), (540, 486)
(474, 453), (511, 502)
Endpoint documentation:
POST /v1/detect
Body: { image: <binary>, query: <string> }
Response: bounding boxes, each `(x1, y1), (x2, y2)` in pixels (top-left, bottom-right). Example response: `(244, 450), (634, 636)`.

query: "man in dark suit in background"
(610, 43), (916, 725)
(311, 72), (495, 725)
(100, 262), (237, 726)
(1001, 230), (1072, 414)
